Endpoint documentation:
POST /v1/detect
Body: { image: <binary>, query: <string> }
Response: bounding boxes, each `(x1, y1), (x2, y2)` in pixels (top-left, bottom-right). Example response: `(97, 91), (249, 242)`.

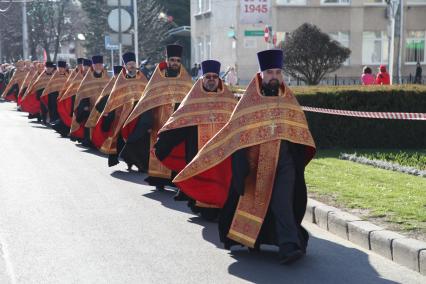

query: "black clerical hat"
(77, 58), (84, 65)
(45, 61), (54, 68)
(166, 44), (183, 58)
(201, 60), (221, 75)
(57, 61), (66, 68)
(83, 59), (92, 66)
(113, 65), (123, 75)
(257, 49), (283, 72)
(92, 55), (103, 64)
(122, 52), (136, 64)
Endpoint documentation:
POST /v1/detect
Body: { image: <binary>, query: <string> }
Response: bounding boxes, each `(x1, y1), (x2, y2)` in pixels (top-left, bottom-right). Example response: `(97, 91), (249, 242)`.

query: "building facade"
(191, 0), (426, 84)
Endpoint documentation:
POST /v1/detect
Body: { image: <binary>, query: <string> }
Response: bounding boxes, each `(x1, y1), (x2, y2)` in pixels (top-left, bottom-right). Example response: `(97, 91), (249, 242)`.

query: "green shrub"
(292, 85), (426, 149)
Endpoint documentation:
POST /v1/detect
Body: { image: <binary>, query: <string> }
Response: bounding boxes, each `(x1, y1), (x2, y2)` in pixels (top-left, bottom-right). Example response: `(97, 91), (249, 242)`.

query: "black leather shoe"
(173, 190), (189, 201)
(279, 243), (304, 265)
(108, 155), (119, 167)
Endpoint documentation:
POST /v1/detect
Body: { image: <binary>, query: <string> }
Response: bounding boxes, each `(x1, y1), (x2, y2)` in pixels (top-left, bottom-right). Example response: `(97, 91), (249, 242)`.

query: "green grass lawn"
(306, 150), (426, 234)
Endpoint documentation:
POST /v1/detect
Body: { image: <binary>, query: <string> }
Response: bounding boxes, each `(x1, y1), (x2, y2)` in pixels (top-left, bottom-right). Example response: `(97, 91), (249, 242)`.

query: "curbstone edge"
(392, 238), (426, 273)
(370, 230), (407, 260)
(327, 211), (362, 240)
(347, 221), (383, 250)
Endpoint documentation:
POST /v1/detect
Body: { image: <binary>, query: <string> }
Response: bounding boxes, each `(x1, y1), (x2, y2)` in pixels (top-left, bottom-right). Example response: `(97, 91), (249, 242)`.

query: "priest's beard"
(94, 70), (103, 78)
(127, 70), (136, 78)
(166, 67), (180, 78)
(203, 81), (218, 92)
(261, 79), (280, 97)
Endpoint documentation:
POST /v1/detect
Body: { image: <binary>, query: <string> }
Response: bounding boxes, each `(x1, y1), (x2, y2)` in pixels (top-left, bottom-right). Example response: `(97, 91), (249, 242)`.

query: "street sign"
(107, 0), (131, 6)
(108, 33), (132, 46)
(244, 30), (264, 37)
(107, 8), (132, 33)
(264, 25), (272, 43)
(264, 26), (269, 43)
(227, 30), (236, 38)
(105, 36), (119, 50)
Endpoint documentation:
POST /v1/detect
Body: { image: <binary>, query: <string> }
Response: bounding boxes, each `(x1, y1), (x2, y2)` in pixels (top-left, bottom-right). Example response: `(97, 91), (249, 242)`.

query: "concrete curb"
(305, 198), (426, 276)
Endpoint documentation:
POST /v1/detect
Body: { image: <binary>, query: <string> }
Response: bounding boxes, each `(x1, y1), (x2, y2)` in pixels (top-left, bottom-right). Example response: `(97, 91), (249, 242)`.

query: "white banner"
(240, 0), (271, 25)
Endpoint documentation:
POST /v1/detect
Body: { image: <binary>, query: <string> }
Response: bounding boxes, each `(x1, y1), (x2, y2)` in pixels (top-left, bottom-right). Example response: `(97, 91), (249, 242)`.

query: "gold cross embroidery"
(269, 122), (277, 135)
(209, 113), (216, 123)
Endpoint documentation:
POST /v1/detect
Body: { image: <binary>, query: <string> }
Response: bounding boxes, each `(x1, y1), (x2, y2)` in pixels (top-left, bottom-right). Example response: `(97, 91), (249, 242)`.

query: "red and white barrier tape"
(302, 106), (426, 121)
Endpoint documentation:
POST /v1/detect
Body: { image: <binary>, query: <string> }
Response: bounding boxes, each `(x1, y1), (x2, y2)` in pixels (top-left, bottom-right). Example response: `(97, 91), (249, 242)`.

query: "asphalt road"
(0, 101), (425, 284)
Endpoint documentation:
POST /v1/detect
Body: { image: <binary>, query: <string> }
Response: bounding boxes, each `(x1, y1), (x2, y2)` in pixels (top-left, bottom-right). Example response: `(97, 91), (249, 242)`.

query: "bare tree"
(137, 0), (172, 62)
(282, 23), (351, 85)
(27, 0), (83, 61)
(0, 3), (22, 62)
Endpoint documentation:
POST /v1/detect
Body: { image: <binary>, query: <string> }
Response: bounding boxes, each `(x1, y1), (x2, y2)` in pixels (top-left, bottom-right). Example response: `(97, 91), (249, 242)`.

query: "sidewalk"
(305, 198), (426, 275)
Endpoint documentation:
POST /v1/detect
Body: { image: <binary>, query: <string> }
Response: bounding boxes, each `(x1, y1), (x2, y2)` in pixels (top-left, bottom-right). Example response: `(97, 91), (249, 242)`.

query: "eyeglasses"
(205, 74), (219, 80)
(169, 58), (181, 63)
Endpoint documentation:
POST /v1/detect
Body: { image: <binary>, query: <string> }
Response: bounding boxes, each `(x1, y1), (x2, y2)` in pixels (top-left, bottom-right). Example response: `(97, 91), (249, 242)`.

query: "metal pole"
(397, 0), (403, 84)
(118, 0), (122, 62)
(111, 49), (114, 72)
(22, 0), (29, 59)
(133, 0), (138, 65)
(389, 15), (395, 85)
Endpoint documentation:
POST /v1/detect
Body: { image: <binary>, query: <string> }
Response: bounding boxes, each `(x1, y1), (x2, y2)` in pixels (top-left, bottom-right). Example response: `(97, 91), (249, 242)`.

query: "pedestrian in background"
(414, 62), (422, 84)
(225, 66), (238, 86)
(361, 66), (375, 85)
(196, 63), (202, 79)
(375, 65), (390, 85)
(191, 63), (198, 81)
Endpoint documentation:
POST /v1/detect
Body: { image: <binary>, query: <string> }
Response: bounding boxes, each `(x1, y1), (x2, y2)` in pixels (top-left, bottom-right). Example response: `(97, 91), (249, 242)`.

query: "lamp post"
(22, 0), (29, 60)
(397, 0), (404, 84)
(133, 0), (138, 64)
(386, 0), (399, 84)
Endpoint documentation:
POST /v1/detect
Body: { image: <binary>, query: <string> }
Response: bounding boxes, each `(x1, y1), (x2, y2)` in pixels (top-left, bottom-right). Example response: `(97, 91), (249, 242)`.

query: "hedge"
(292, 85), (426, 149)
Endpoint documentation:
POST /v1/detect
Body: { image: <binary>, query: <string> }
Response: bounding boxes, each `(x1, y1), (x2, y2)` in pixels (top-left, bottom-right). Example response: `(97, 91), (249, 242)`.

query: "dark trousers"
(270, 142), (300, 247)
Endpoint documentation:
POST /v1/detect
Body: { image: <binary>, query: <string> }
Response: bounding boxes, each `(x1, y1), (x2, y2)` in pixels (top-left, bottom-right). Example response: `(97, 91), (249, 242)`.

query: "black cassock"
(75, 97), (91, 143)
(219, 140), (310, 251)
(119, 110), (153, 173)
(94, 94), (126, 167)
(154, 127), (221, 221)
(5, 83), (19, 101)
(46, 91), (60, 121)
(119, 103), (180, 185)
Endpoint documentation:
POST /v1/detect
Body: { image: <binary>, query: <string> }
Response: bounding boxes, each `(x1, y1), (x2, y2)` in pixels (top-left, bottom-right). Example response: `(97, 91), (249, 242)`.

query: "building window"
(196, 37), (203, 63)
(197, 0), (203, 14)
(196, 0), (211, 14)
(276, 0), (307, 5)
(362, 31), (389, 64)
(321, 0), (351, 4)
(205, 35), (211, 59)
(407, 0), (426, 4)
(364, 0), (385, 4)
(405, 31), (425, 63)
(329, 31), (350, 64)
(205, 0), (211, 11)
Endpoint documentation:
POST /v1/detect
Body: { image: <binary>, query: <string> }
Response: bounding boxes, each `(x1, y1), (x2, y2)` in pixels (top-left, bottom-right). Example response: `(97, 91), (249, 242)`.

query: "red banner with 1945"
(240, 0), (271, 24)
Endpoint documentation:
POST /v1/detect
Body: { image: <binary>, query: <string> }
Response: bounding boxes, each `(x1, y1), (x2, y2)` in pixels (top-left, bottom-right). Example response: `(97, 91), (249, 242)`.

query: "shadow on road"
(224, 236), (398, 284)
(142, 189), (193, 214)
(31, 125), (50, 130)
(110, 170), (149, 185)
(77, 146), (108, 158)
